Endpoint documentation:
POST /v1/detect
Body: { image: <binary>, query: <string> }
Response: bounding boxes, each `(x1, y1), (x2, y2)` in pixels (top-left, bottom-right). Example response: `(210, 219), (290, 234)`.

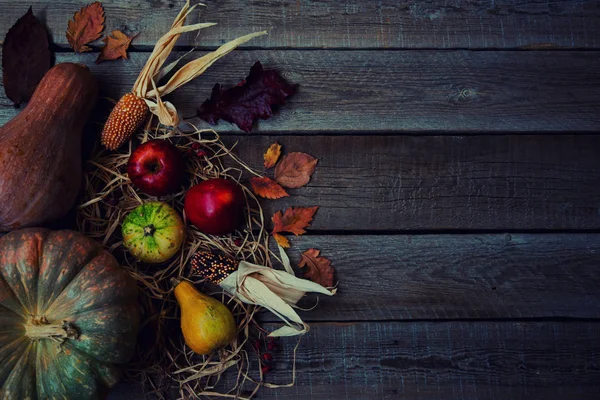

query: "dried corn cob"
(191, 251), (239, 285)
(100, 93), (148, 150)
(98, 0), (266, 151)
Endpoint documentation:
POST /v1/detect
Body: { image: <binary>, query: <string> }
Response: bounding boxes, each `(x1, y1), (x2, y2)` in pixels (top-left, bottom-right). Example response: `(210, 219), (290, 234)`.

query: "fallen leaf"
(66, 2), (105, 53)
(250, 177), (289, 199)
(274, 152), (318, 189)
(96, 30), (137, 64)
(298, 249), (334, 287)
(2, 7), (52, 106)
(272, 206), (319, 236)
(273, 233), (290, 248)
(264, 142), (282, 169)
(197, 61), (298, 132)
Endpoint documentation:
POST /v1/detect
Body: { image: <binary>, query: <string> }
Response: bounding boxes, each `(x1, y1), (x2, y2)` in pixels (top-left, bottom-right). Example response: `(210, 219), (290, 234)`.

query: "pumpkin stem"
(144, 224), (156, 236)
(24, 317), (80, 342)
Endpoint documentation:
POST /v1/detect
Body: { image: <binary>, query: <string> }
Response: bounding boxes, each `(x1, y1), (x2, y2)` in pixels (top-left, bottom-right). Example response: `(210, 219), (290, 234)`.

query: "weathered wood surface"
(2, 1), (600, 49)
(2, 118), (600, 229)
(3, 50), (600, 133)
(229, 135), (600, 231)
(257, 234), (600, 322)
(24, 133), (600, 232)
(110, 321), (600, 400)
(2, 1), (600, 399)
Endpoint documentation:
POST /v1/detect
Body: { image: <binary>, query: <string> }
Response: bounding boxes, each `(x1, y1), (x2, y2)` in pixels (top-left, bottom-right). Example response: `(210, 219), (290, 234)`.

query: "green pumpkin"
(122, 201), (185, 264)
(0, 228), (140, 399)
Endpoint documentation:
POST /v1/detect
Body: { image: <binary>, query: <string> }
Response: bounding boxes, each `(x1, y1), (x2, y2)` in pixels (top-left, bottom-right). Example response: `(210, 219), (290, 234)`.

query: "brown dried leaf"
(274, 152), (318, 189)
(66, 2), (105, 53)
(250, 177), (289, 199)
(298, 248), (334, 287)
(273, 233), (290, 248)
(2, 7), (52, 106)
(264, 142), (282, 169)
(272, 206), (319, 236)
(96, 30), (137, 64)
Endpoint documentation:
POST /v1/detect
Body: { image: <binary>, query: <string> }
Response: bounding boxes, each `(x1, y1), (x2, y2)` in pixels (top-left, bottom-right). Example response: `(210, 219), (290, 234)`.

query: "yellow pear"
(172, 279), (237, 355)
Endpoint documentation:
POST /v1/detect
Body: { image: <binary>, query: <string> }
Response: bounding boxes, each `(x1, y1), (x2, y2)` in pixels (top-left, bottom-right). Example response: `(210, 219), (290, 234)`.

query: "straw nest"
(77, 120), (298, 399)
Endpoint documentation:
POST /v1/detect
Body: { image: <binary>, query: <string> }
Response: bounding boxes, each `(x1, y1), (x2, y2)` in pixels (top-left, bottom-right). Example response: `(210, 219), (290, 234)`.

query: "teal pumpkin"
(122, 201), (185, 264)
(0, 228), (139, 399)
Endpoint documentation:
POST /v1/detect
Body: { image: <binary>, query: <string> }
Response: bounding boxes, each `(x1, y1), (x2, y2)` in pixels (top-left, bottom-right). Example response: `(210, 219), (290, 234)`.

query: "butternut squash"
(0, 63), (98, 231)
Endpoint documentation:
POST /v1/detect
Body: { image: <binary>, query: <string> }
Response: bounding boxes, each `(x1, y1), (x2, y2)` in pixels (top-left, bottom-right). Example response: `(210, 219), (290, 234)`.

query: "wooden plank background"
(2, 1), (600, 49)
(265, 234), (600, 321)
(3, 50), (600, 133)
(110, 321), (600, 400)
(228, 135), (600, 231)
(1, 0), (600, 399)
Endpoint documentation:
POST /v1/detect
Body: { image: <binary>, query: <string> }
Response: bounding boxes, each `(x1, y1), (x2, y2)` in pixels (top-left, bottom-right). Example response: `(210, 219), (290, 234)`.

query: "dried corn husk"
(220, 261), (336, 337)
(130, 0), (267, 126)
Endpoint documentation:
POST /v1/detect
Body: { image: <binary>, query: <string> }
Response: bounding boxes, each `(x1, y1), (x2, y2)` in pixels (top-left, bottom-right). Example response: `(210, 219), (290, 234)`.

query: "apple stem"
(143, 224), (156, 236)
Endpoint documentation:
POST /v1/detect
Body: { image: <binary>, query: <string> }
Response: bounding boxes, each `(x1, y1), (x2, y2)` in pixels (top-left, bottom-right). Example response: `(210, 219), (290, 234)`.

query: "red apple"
(184, 178), (245, 235)
(127, 140), (185, 196)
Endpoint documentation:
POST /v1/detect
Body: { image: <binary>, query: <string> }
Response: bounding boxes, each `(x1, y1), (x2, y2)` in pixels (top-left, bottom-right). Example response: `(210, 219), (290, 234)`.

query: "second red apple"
(184, 178), (245, 235)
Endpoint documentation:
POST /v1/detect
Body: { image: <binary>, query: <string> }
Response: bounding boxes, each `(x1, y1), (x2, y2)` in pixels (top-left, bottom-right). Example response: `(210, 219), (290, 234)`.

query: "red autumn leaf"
(197, 61), (298, 132)
(2, 7), (52, 106)
(66, 2), (105, 53)
(272, 206), (319, 236)
(274, 152), (318, 189)
(264, 142), (282, 169)
(298, 248), (334, 287)
(272, 233), (290, 248)
(250, 177), (289, 199)
(96, 30), (137, 64)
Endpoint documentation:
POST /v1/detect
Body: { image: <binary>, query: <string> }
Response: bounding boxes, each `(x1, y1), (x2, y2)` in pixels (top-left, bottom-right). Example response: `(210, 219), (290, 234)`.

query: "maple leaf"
(272, 206), (319, 236)
(197, 61), (298, 132)
(2, 7), (52, 106)
(264, 142), (282, 169)
(272, 233), (290, 248)
(250, 177), (289, 199)
(298, 249), (334, 288)
(66, 2), (105, 53)
(274, 152), (318, 189)
(96, 30), (137, 64)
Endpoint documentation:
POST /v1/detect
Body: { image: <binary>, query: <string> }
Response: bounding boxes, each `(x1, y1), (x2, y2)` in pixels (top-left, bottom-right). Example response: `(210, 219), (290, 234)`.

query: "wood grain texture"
(257, 234), (600, 322)
(109, 321), (600, 400)
(229, 135), (600, 231)
(1, 1), (600, 49)
(51, 134), (600, 231)
(2, 50), (600, 133)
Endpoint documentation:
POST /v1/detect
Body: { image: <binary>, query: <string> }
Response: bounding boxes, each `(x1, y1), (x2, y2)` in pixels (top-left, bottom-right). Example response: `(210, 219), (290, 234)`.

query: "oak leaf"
(2, 7), (52, 106)
(66, 2), (105, 53)
(272, 206), (319, 236)
(298, 249), (334, 287)
(264, 142), (282, 169)
(274, 152), (318, 189)
(272, 233), (290, 248)
(96, 30), (137, 64)
(250, 177), (289, 199)
(197, 61), (298, 132)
